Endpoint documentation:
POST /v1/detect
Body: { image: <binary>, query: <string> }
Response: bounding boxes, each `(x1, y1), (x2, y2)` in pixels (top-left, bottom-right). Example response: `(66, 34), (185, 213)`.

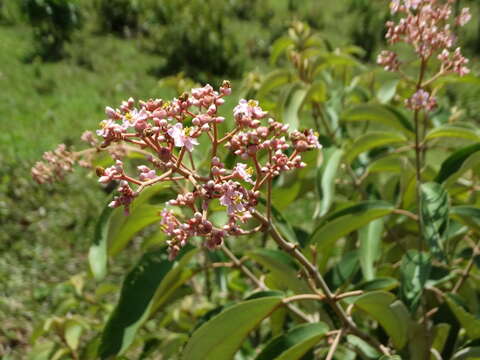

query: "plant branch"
(220, 243), (312, 323)
(253, 210), (391, 356)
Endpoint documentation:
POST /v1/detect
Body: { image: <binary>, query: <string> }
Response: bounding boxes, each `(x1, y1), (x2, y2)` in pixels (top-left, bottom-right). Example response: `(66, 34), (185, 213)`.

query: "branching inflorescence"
(378, 0), (471, 111)
(32, 81), (321, 259)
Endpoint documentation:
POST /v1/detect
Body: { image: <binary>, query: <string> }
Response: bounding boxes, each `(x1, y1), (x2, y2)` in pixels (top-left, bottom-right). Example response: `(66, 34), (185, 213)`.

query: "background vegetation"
(1, 0), (480, 358)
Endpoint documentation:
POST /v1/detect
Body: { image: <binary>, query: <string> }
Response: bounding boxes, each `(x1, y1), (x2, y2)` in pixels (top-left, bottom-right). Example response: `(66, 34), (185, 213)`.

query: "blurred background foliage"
(1, 0), (480, 358)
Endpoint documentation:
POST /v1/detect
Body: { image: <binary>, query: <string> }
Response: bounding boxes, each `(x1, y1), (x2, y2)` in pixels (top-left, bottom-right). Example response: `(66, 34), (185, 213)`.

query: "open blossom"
(233, 163), (254, 184)
(167, 123), (199, 152)
(406, 89), (437, 111)
(233, 99), (268, 128)
(220, 181), (248, 215)
(122, 108), (150, 132)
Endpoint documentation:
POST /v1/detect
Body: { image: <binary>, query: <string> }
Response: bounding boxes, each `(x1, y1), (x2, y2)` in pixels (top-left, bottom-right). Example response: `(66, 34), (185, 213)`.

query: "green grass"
(0, 26), (178, 163)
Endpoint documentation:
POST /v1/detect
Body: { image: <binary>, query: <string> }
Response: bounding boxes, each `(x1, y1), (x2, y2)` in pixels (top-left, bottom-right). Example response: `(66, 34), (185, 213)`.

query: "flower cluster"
(33, 81), (321, 259)
(379, 0), (471, 112)
(32, 144), (75, 184)
(385, 0), (470, 63)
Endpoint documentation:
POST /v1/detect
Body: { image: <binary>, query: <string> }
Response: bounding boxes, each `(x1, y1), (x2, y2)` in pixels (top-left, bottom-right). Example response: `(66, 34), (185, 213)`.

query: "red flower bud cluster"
(33, 82), (321, 259)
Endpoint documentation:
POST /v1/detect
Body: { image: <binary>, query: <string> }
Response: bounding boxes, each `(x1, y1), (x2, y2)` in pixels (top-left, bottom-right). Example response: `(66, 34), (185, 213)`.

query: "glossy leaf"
(310, 201), (394, 252)
(149, 248), (199, 314)
(356, 277), (400, 292)
(450, 206), (480, 233)
(264, 200), (298, 244)
(345, 131), (406, 164)
(354, 291), (408, 349)
(99, 247), (194, 358)
(342, 104), (414, 136)
(282, 83), (307, 130)
(305, 80), (327, 103)
(247, 249), (310, 295)
(325, 250), (360, 290)
(316, 147), (344, 217)
(108, 204), (162, 256)
(347, 335), (380, 359)
(257, 69), (292, 100)
(452, 347), (480, 360)
(182, 296), (283, 360)
(270, 37), (294, 65)
(446, 294), (480, 340)
(400, 250), (431, 311)
(425, 125), (480, 142)
(367, 155), (405, 174)
(359, 218), (383, 280)
(255, 323), (329, 360)
(377, 79), (399, 104)
(88, 204), (113, 281)
(272, 182), (301, 211)
(431, 323), (451, 355)
(64, 320), (83, 351)
(421, 182), (449, 260)
(435, 143), (480, 184)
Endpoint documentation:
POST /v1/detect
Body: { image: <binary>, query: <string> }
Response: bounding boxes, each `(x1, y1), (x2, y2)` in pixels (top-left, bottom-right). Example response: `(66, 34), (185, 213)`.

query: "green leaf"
(257, 69), (293, 100)
(326, 250), (360, 290)
(400, 250), (431, 311)
(108, 204), (162, 256)
(450, 206), (480, 233)
(64, 320), (83, 351)
(344, 131), (407, 164)
(247, 249), (310, 295)
(282, 84), (307, 130)
(149, 248), (199, 314)
(354, 291), (408, 349)
(310, 201), (394, 252)
(272, 182), (301, 211)
(261, 199), (298, 244)
(431, 323), (451, 355)
(270, 36), (294, 65)
(305, 81), (327, 103)
(356, 277), (400, 292)
(446, 294), (480, 340)
(367, 155), (406, 174)
(255, 323), (329, 360)
(182, 296), (283, 360)
(359, 218), (384, 280)
(452, 347), (480, 360)
(426, 125), (480, 142)
(435, 143), (480, 184)
(347, 335), (381, 359)
(342, 104), (414, 136)
(316, 147), (344, 217)
(99, 247), (195, 358)
(88, 204), (113, 281)
(377, 79), (399, 104)
(421, 182), (449, 260)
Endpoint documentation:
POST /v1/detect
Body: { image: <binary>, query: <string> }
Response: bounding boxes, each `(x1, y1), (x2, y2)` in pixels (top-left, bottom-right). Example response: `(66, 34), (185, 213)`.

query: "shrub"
(21, 0), (82, 60)
(146, 0), (244, 84)
(96, 0), (141, 37)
